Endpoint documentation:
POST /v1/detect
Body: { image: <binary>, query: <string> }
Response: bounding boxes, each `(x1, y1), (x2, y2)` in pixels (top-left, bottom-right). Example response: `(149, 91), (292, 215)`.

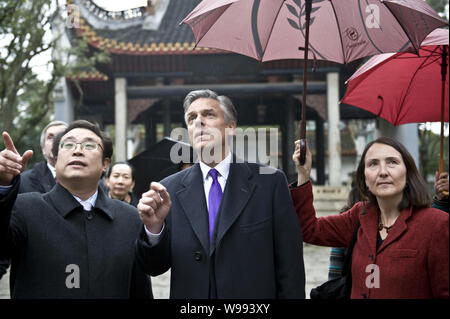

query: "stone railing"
(312, 185), (350, 216)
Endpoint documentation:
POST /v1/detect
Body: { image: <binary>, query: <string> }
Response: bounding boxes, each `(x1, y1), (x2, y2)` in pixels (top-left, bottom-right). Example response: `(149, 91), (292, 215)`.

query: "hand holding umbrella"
(435, 171), (449, 199)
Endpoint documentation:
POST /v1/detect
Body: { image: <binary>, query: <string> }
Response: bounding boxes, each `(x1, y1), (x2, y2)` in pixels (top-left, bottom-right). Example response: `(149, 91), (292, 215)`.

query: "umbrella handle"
(299, 139), (307, 166)
(299, 120), (307, 165)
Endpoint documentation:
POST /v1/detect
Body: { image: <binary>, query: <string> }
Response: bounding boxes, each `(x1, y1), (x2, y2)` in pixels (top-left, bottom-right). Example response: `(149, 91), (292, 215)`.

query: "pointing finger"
(21, 150), (33, 168)
(2, 132), (18, 154)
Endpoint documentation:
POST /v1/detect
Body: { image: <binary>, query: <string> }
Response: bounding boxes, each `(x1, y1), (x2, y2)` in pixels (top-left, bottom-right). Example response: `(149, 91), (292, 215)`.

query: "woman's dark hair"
(355, 136), (431, 211)
(106, 162), (135, 181)
(339, 172), (361, 213)
(52, 120), (113, 161)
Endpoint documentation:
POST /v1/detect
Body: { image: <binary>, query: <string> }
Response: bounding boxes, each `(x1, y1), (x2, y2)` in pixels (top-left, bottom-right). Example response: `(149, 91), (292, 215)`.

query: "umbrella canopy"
(341, 28), (449, 182)
(128, 137), (194, 199)
(182, 0), (447, 64)
(182, 0), (447, 164)
(341, 28), (449, 126)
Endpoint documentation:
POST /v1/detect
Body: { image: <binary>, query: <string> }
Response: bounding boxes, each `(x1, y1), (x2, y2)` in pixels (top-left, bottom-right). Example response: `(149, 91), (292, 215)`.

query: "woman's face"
(106, 164), (134, 199)
(364, 143), (407, 202)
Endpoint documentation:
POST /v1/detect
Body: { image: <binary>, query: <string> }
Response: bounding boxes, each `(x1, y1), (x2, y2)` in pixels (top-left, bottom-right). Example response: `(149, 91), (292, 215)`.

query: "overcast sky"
(92, 0), (147, 11)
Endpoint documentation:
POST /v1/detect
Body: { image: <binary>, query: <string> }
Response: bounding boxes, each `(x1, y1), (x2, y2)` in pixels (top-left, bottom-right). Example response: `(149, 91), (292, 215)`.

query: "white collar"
(73, 191), (98, 211)
(199, 152), (232, 181)
(47, 162), (56, 179)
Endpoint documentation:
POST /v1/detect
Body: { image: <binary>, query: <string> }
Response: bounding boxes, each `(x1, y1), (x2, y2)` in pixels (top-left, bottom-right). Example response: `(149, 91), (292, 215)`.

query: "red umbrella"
(181, 0), (447, 164)
(341, 28), (449, 188)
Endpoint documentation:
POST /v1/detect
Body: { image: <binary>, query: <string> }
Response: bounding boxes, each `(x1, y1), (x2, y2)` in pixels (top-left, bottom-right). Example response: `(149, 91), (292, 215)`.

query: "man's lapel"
(213, 162), (256, 255)
(42, 163), (56, 192)
(176, 164), (210, 254)
(31, 161), (55, 192)
(44, 183), (81, 218)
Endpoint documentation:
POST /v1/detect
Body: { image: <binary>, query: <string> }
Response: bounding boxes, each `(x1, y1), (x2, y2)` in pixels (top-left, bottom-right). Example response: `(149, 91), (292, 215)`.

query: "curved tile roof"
(69, 0), (221, 55)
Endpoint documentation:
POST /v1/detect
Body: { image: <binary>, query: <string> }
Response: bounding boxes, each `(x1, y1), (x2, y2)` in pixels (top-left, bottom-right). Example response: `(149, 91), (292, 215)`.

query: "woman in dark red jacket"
(291, 137), (449, 299)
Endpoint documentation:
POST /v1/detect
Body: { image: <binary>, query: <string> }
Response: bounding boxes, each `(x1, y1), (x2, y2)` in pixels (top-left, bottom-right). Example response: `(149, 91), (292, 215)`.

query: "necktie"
(208, 168), (222, 242)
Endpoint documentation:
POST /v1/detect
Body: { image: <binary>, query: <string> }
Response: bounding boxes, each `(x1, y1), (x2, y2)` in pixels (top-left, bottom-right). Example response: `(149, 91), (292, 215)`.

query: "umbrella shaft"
(439, 79), (445, 174)
(298, 0), (313, 166)
(301, 0), (312, 138)
(439, 46), (447, 174)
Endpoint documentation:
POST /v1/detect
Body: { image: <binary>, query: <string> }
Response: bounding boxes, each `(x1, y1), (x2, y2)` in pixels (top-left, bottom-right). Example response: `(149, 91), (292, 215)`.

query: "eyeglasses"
(60, 140), (103, 152)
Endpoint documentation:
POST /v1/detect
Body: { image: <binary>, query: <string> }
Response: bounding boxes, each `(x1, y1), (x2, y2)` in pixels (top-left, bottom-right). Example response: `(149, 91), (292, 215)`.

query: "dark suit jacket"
(0, 176), (153, 299)
(1, 161), (55, 280)
(19, 160), (55, 194)
(136, 161), (305, 299)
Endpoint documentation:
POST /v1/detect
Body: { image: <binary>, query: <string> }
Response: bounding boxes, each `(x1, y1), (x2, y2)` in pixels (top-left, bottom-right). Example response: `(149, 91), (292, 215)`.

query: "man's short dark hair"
(52, 120), (113, 161)
(106, 162), (136, 181)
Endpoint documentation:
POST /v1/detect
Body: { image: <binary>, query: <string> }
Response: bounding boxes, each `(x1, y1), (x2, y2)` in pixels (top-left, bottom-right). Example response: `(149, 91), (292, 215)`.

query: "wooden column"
(114, 77), (127, 162)
(327, 72), (342, 186)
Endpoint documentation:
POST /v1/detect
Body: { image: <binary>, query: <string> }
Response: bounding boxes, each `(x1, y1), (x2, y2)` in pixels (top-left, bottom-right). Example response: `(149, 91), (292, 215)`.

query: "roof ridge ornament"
(145, 0), (158, 15)
(142, 0), (170, 31)
(74, 0), (169, 31)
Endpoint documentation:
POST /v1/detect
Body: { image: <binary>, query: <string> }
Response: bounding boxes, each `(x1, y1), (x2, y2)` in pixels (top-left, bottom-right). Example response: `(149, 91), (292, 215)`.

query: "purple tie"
(208, 168), (222, 242)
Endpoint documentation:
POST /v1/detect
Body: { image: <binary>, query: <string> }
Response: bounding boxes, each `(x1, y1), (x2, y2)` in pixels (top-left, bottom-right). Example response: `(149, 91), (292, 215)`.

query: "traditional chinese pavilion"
(58, 0), (376, 183)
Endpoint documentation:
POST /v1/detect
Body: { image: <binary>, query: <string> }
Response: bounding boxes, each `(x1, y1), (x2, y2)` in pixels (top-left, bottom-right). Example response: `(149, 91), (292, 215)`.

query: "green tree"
(426, 0), (449, 20)
(418, 125), (449, 183)
(0, 0), (109, 165)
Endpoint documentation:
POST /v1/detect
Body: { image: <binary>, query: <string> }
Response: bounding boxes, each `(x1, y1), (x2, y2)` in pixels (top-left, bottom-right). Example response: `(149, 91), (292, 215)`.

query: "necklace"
(378, 217), (395, 233)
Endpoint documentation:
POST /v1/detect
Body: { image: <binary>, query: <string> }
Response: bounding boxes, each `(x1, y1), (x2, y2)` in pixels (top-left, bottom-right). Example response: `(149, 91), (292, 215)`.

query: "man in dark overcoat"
(136, 89), (305, 298)
(18, 121), (67, 194)
(0, 120), (152, 298)
(0, 121), (67, 281)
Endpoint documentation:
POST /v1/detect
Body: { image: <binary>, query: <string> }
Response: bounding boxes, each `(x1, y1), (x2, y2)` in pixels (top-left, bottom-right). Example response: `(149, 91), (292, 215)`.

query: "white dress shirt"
(199, 151), (231, 210)
(73, 191), (98, 211)
(144, 152), (232, 245)
(47, 163), (56, 179)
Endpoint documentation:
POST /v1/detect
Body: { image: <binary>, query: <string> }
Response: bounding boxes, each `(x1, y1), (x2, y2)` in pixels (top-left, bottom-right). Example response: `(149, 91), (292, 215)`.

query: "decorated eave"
(65, 0), (350, 81)
(68, 70), (109, 81)
(68, 0), (220, 56)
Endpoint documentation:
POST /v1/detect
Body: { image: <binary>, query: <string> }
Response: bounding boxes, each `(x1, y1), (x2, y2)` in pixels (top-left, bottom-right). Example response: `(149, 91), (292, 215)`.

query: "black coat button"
(86, 212), (93, 220)
(194, 251), (202, 261)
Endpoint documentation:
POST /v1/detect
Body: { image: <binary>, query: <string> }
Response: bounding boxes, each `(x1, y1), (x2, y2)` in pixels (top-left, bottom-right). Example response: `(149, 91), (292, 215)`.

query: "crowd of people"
(0, 89), (448, 299)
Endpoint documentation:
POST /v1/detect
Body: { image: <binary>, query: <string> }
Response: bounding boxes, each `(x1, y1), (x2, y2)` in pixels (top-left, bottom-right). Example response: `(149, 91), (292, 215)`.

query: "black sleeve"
(129, 259), (154, 299)
(135, 224), (171, 277)
(0, 176), (21, 260)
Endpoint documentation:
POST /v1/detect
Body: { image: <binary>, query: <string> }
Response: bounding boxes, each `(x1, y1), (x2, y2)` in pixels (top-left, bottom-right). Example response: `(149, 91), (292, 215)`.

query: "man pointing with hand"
(138, 182), (171, 235)
(0, 121), (152, 299)
(0, 132), (33, 186)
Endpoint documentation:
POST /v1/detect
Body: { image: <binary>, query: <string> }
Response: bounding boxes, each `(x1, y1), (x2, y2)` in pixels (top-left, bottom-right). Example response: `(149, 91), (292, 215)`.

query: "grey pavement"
(0, 268), (9, 299)
(0, 243), (330, 299)
(151, 242), (330, 299)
